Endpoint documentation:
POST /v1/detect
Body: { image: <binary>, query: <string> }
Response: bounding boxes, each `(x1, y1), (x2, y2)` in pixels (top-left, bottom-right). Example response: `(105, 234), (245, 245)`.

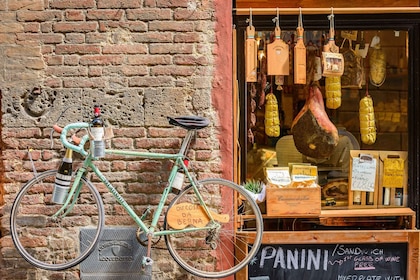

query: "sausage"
(325, 76), (341, 109)
(359, 95), (376, 145)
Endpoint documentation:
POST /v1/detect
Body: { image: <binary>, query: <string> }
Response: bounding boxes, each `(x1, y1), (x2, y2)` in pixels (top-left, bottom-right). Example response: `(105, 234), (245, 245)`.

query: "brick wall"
(0, 0), (233, 278)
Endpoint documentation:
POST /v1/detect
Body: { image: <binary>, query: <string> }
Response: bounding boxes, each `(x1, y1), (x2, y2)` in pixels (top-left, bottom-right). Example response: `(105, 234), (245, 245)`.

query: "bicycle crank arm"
(166, 202), (229, 230)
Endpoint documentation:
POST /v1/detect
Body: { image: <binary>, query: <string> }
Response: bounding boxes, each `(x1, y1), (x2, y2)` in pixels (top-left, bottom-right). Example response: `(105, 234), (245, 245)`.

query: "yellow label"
(292, 165), (317, 176)
(382, 157), (405, 188)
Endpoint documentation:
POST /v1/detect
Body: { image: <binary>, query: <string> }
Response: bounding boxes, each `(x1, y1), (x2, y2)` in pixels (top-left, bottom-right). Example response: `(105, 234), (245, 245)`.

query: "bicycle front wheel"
(164, 178), (263, 278)
(10, 170), (104, 270)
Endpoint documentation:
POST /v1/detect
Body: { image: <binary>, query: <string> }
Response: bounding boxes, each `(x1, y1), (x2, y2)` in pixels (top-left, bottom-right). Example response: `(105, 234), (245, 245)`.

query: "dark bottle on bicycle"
(90, 105), (105, 157)
(52, 148), (73, 204)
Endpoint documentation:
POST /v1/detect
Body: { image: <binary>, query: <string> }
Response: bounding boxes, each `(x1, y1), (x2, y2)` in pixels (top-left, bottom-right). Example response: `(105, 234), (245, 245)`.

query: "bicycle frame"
(54, 122), (217, 237)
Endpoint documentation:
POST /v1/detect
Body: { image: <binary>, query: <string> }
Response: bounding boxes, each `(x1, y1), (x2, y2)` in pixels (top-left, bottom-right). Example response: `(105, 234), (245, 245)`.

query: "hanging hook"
(327, 7), (335, 40)
(298, 7), (303, 28)
(271, 7), (280, 28)
(248, 8), (253, 27)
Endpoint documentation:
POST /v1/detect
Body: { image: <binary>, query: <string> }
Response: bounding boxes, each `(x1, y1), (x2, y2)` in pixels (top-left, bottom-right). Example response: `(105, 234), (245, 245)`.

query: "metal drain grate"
(80, 227), (151, 280)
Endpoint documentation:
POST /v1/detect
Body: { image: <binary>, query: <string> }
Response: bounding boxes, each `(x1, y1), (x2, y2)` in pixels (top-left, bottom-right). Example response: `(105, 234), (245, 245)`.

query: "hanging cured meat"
(325, 76), (341, 109)
(369, 36), (386, 87)
(359, 95), (376, 145)
(291, 86), (339, 159)
(264, 92), (280, 137)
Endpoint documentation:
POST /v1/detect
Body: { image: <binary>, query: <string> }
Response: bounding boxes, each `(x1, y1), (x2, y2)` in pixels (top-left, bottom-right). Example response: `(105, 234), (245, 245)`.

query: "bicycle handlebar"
(54, 122), (90, 157)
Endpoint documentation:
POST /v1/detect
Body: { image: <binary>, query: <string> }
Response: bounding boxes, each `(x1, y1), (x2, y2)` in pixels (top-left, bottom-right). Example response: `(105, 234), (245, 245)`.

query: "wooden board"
(294, 26), (306, 84)
(267, 26), (289, 76)
(245, 25), (257, 82)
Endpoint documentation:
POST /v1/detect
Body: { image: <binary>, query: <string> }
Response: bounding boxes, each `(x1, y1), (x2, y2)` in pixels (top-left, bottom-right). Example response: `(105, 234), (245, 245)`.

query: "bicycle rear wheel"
(10, 170), (104, 270)
(164, 178), (263, 278)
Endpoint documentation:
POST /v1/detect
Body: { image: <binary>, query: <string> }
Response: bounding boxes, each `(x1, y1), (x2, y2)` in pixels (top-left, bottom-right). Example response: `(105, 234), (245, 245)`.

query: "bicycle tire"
(10, 170), (105, 271)
(164, 178), (263, 278)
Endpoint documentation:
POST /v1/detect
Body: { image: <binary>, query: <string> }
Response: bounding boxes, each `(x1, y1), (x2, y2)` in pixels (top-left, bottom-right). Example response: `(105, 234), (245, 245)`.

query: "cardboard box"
(348, 150), (379, 209)
(378, 151), (408, 208)
(266, 184), (321, 217)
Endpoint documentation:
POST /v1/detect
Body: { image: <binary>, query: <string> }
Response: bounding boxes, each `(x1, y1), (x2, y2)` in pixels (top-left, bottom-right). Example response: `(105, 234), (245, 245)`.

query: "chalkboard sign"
(248, 243), (407, 280)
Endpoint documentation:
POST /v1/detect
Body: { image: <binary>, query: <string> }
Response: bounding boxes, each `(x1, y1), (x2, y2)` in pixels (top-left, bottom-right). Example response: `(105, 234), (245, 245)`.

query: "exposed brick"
(131, 32), (173, 43)
(44, 55), (63, 66)
(112, 127), (146, 138)
(79, 55), (124, 65)
(16, 33), (63, 44)
(102, 44), (147, 54)
(43, 77), (62, 87)
(45, 66), (88, 77)
(119, 65), (148, 76)
(8, 0), (44, 11)
(64, 55), (80, 65)
(65, 33), (85, 44)
(86, 9), (124, 20)
(156, 0), (189, 8)
(148, 127), (186, 138)
(151, 65), (195, 76)
(174, 32), (201, 43)
(99, 21), (147, 32)
(129, 76), (174, 87)
(112, 138), (133, 149)
(85, 32), (108, 43)
(56, 44), (100, 55)
(17, 11), (62, 22)
(63, 77), (106, 88)
(53, 22), (98, 33)
(40, 22), (53, 32)
(149, 43), (193, 54)
(50, 0), (95, 9)
(23, 23), (40, 32)
(97, 0), (142, 9)
(173, 54), (208, 65)
(65, 10), (85, 21)
(149, 21), (194, 32)
(127, 55), (170, 66)
(88, 66), (102, 77)
(174, 9), (213, 20)
(126, 8), (171, 21)
(135, 138), (181, 149)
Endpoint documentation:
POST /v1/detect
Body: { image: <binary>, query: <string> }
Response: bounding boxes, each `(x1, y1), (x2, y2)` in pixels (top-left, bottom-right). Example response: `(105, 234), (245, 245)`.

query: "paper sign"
(265, 168), (291, 186)
(382, 157), (405, 188)
(350, 154), (377, 192)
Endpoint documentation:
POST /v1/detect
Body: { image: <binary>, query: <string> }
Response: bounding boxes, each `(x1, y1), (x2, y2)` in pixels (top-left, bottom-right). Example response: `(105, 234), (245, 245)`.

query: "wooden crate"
(266, 184), (321, 217)
(378, 151), (408, 208)
(348, 150), (379, 209)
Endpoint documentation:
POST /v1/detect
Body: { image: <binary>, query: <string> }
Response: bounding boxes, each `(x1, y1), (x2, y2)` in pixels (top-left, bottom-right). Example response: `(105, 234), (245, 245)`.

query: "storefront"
(233, 1), (420, 279)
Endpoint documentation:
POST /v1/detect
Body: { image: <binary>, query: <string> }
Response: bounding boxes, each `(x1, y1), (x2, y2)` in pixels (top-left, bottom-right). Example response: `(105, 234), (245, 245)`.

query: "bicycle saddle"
(167, 116), (210, 130)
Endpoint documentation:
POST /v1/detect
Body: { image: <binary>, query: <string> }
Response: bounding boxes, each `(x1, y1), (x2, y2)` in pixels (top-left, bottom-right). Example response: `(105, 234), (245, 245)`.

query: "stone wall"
(0, 0), (233, 278)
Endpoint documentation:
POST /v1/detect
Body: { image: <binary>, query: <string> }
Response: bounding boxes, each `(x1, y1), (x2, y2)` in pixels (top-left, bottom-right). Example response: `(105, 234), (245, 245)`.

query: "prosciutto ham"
(291, 86), (339, 159)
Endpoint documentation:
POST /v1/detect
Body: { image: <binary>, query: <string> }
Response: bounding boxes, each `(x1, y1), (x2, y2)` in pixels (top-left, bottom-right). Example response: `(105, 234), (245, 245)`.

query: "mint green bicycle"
(10, 115), (263, 278)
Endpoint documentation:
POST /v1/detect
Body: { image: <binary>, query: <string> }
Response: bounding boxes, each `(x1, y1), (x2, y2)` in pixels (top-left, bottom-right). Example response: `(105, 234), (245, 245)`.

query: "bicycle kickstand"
(141, 233), (154, 276)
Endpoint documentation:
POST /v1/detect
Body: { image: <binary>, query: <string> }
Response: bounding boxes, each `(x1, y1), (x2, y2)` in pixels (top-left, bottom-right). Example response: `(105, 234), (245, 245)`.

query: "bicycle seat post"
(178, 129), (195, 157)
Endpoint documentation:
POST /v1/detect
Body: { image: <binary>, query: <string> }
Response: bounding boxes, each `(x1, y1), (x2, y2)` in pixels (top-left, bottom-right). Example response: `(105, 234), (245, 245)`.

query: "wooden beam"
(234, 7), (420, 16)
